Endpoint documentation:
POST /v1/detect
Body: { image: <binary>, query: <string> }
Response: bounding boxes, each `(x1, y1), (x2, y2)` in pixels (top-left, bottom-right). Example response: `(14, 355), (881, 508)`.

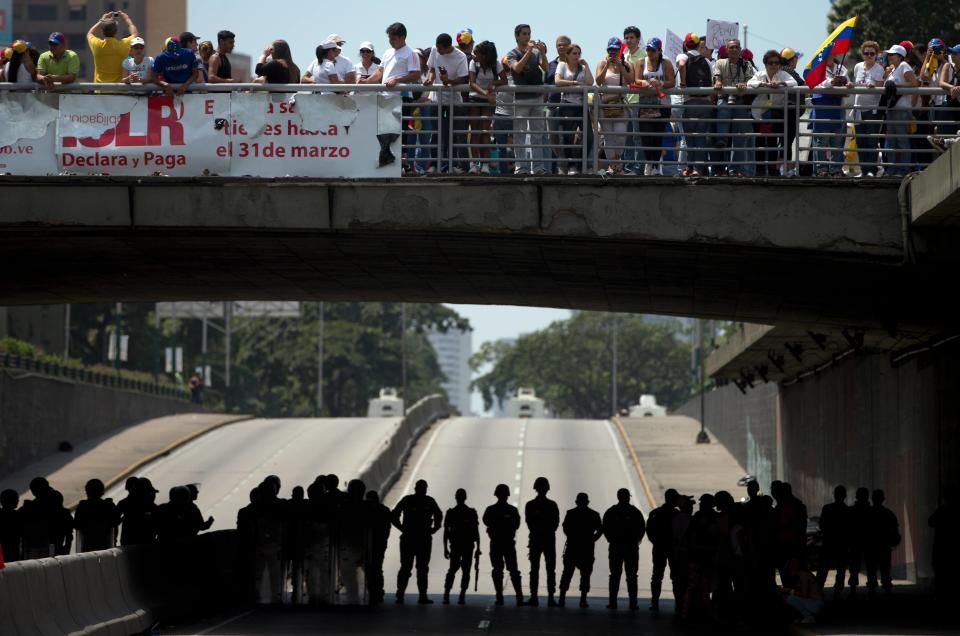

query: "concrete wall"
(678, 338), (960, 582)
(0, 370), (202, 479)
(675, 382), (780, 489)
(779, 338), (959, 582)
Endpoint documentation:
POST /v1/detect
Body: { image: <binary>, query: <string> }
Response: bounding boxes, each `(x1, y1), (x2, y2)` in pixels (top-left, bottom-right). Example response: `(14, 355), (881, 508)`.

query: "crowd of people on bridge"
(2, 15), (960, 178)
(2, 470), (959, 627)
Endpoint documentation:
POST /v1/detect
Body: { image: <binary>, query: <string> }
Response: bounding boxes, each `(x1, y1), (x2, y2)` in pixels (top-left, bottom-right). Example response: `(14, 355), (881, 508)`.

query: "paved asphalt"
(381, 416), (650, 599)
(105, 417), (400, 532)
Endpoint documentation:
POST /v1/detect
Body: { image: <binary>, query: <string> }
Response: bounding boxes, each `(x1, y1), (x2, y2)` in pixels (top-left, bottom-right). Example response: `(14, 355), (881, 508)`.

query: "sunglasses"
(766, 61), (781, 66)
(863, 51), (877, 56)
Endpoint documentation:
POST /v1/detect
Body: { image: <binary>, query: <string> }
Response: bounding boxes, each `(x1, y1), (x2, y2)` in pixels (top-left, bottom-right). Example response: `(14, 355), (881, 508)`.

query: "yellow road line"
(611, 415), (657, 510)
(67, 414), (253, 510)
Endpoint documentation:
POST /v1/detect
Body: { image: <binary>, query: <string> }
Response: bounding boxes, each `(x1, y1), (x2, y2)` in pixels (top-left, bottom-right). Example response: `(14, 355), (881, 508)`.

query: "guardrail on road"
(358, 394), (451, 497)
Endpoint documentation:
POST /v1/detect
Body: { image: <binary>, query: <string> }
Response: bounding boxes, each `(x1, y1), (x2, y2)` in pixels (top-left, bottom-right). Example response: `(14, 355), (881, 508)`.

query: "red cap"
(742, 48), (754, 61)
(684, 32), (701, 47)
(718, 45), (727, 59)
(899, 40), (914, 51)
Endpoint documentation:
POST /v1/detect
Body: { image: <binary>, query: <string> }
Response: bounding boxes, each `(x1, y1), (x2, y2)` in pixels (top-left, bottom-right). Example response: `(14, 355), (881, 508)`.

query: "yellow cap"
(780, 47), (796, 61)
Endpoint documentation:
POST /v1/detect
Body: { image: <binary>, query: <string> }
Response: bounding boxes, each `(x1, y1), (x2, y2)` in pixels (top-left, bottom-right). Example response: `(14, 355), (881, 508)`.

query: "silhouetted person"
(783, 557), (824, 625)
(324, 474), (344, 503)
(120, 477), (158, 545)
(155, 486), (205, 542)
(303, 475), (338, 605)
(483, 483), (525, 606)
(74, 478), (120, 552)
(602, 488), (645, 610)
(930, 486), (960, 599)
(116, 477), (139, 522)
(713, 490), (739, 619)
(20, 477), (57, 559)
(682, 493), (718, 622)
(291, 486), (305, 501)
(248, 481), (286, 604)
(558, 492), (602, 608)
(340, 479), (369, 604)
(525, 476), (560, 606)
(646, 488), (679, 612)
(0, 489), (22, 562)
(237, 487), (262, 603)
(185, 483), (214, 532)
(773, 482), (807, 579)
(847, 487), (871, 598)
(285, 485), (309, 604)
(392, 479), (442, 604)
(742, 495), (779, 611)
(866, 489), (899, 598)
(816, 485), (850, 598)
(671, 495), (694, 615)
(366, 490), (392, 605)
(443, 488), (480, 605)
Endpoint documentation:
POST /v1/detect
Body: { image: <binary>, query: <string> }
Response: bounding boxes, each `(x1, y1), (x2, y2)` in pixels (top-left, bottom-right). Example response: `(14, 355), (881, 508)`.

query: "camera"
(112, 11), (120, 17)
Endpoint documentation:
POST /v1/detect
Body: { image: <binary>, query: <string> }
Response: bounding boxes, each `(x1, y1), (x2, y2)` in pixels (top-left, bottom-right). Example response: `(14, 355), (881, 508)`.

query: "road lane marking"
(608, 417), (656, 510)
(400, 417), (450, 497)
(192, 608), (256, 635)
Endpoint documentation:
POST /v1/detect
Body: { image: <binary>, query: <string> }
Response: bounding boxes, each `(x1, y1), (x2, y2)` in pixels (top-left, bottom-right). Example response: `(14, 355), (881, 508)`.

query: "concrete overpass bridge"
(2, 173), (958, 337)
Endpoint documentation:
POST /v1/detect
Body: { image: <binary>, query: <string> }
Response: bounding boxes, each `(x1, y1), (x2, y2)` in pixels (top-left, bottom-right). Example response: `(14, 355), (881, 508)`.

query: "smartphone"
(112, 11), (120, 17)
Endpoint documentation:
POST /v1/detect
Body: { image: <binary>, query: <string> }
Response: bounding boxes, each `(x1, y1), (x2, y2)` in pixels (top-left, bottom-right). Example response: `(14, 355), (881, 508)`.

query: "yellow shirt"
(87, 34), (134, 83)
(623, 47), (646, 104)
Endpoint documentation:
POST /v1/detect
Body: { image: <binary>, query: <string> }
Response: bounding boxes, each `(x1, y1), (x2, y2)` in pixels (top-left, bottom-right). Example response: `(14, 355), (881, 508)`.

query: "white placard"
(706, 19), (740, 51)
(665, 29), (684, 67)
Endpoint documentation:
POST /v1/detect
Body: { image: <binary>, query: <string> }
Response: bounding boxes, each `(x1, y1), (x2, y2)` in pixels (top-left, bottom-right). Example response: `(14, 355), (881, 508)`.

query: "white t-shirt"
(354, 61), (380, 79)
(380, 44), (420, 96)
(469, 58), (503, 98)
(334, 55), (354, 81)
(555, 61), (587, 104)
(3, 60), (34, 84)
(122, 56), (154, 81)
(426, 47), (469, 103)
(888, 61), (915, 109)
(852, 62), (885, 111)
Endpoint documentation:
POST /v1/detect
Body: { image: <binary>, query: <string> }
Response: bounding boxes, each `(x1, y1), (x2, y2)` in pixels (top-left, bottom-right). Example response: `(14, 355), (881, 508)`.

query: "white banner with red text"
(3, 92), (403, 178)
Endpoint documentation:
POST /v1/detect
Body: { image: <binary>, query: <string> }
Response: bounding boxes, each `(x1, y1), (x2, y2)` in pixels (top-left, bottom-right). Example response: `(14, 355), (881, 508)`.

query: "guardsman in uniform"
(602, 488), (646, 610)
(442, 488), (480, 605)
(816, 485), (850, 599)
(482, 484), (525, 606)
(646, 488), (679, 612)
(365, 490), (392, 605)
(558, 492), (603, 608)
(391, 479), (443, 604)
(525, 476), (560, 606)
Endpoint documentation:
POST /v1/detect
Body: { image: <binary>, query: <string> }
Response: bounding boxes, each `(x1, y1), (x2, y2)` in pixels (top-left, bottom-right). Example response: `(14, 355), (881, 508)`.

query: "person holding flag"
(804, 17), (857, 176)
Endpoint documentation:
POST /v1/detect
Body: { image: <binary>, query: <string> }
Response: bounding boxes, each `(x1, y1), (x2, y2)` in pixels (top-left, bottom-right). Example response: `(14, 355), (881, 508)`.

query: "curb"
(67, 414), (254, 510)
(611, 415), (657, 510)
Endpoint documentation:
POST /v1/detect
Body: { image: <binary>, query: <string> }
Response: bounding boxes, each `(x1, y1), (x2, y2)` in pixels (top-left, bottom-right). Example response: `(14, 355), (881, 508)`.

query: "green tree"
(228, 303), (468, 417)
(827, 1), (960, 61)
(471, 313), (692, 418)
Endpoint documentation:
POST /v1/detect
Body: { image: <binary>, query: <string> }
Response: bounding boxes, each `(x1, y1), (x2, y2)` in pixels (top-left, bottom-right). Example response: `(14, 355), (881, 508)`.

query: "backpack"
(685, 54), (712, 89)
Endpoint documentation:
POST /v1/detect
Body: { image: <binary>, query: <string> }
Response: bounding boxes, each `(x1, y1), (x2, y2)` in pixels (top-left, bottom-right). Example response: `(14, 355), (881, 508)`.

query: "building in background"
(11, 0), (184, 80)
(426, 327), (472, 416)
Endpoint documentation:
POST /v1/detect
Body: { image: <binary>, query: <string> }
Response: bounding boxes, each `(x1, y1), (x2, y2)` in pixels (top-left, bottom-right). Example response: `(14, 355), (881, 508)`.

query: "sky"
(185, 0), (832, 414)
(188, 1), (832, 79)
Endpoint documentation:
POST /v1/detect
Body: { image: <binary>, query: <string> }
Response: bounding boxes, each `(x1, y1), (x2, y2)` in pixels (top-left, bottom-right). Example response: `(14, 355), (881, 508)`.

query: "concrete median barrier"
(98, 550), (151, 634)
(0, 564), (18, 635)
(358, 395), (451, 497)
(37, 558), (84, 635)
(21, 557), (74, 636)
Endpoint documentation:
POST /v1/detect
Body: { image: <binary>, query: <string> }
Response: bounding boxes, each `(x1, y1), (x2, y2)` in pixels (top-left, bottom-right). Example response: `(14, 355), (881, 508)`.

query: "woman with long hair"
(255, 39), (300, 84)
(553, 43), (593, 174)
(467, 40), (507, 173)
(2, 42), (39, 85)
(635, 38), (675, 175)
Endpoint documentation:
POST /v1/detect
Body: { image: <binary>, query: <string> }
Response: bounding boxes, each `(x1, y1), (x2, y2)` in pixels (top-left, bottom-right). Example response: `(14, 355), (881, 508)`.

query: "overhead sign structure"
(155, 301), (302, 320)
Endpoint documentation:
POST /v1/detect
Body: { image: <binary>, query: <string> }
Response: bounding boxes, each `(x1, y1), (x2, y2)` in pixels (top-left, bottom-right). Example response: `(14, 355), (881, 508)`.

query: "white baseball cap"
(320, 39), (340, 50)
(130, 36), (145, 46)
(884, 44), (907, 57)
(359, 41), (375, 52)
(326, 33), (346, 45)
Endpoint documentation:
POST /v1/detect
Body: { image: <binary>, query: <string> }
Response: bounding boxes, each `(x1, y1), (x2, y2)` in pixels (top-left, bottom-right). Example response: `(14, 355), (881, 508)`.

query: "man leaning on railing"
(35, 32), (78, 89)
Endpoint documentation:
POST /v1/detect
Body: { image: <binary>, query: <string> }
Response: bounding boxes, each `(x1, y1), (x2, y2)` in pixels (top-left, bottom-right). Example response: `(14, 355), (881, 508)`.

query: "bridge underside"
(0, 177), (955, 336)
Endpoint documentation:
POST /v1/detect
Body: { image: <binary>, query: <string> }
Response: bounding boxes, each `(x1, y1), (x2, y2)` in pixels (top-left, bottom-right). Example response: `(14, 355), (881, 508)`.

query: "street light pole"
(113, 302), (122, 371)
(696, 319), (711, 444)
(317, 301), (324, 417)
(611, 316), (618, 417)
(401, 303), (407, 409)
(224, 301), (232, 411)
(63, 304), (71, 360)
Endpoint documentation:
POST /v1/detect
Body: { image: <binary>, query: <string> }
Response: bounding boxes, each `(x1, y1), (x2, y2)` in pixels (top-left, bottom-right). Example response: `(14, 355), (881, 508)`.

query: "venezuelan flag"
(803, 16), (858, 88)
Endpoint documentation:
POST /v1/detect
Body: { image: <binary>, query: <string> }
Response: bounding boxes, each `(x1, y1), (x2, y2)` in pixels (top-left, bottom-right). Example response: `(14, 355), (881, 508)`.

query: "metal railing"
(2, 83), (956, 178)
(0, 352), (190, 400)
